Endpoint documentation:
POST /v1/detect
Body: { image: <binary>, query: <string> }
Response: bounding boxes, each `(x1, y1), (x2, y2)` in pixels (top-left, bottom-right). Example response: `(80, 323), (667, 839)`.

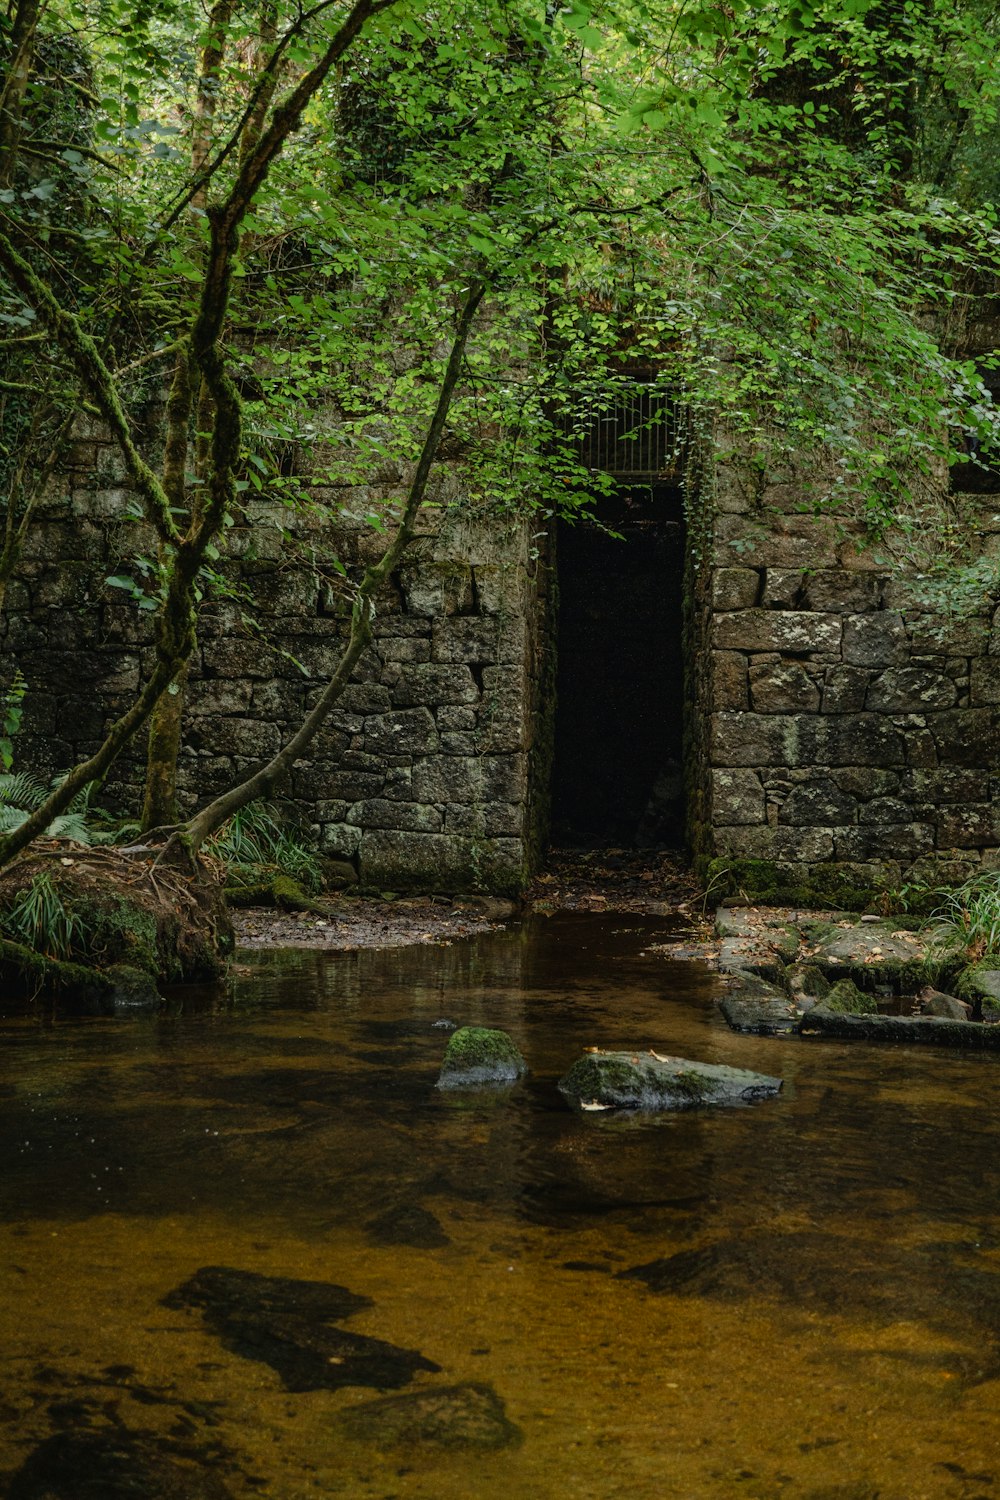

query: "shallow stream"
(2, 913), (999, 1499)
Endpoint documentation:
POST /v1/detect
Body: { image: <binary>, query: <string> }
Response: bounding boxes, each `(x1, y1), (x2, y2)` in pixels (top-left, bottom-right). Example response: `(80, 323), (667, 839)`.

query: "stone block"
(832, 767), (900, 798)
(445, 802), (523, 836)
(377, 636), (432, 663)
(835, 824), (935, 861)
(437, 707), (477, 730)
(440, 731), (478, 755)
(908, 615), (987, 656)
(822, 665), (870, 713)
(250, 680), (304, 719)
(712, 610), (841, 655)
(432, 617), (500, 664)
(712, 652), (747, 710)
(928, 709), (1000, 767)
(336, 682), (392, 715)
(473, 564), (528, 617)
(187, 717), (281, 758)
(761, 569), (807, 609)
(841, 612), (908, 666)
(479, 666), (526, 753)
(362, 708), (439, 758)
(711, 712), (796, 766)
(780, 778), (857, 826)
(320, 822), (363, 857)
(205, 638), (283, 680)
(388, 663), (479, 709)
(186, 679), (255, 716)
(94, 652), (141, 694)
(903, 768), (988, 803)
(970, 657), (1000, 706)
(711, 568), (760, 610)
(292, 768), (383, 802)
(937, 806), (1000, 848)
(801, 569), (884, 613)
(711, 769), (766, 825)
(314, 800), (350, 823)
(801, 715), (906, 767)
(748, 660), (821, 712)
(713, 825), (836, 861)
(866, 668), (957, 712)
(858, 796), (924, 825)
(347, 799), (442, 832)
(759, 514), (840, 569)
(358, 828), (470, 887)
(398, 562), (474, 618)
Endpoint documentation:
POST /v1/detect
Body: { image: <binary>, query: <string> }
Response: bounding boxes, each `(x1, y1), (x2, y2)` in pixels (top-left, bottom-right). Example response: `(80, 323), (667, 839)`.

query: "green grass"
(207, 801), (325, 894)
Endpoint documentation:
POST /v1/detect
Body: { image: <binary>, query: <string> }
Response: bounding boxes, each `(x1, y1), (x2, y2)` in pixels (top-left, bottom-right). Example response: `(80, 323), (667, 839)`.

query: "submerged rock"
(162, 1266), (440, 1393)
(6, 1431), (234, 1499)
(338, 1382), (522, 1451)
(558, 1050), (782, 1111)
(365, 1203), (450, 1249)
(799, 1004), (1000, 1047)
(718, 969), (800, 1035)
(436, 1026), (526, 1089)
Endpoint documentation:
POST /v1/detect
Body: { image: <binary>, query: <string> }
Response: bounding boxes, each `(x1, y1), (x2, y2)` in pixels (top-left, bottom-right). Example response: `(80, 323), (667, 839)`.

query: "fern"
(0, 772), (101, 845)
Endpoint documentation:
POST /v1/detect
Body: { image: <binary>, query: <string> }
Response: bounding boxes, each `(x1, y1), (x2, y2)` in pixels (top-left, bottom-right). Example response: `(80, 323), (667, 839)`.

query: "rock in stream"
(162, 1266), (440, 1393)
(558, 1050), (783, 1111)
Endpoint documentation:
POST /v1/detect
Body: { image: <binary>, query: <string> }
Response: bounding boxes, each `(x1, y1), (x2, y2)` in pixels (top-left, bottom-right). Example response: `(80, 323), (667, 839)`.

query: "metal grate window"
(566, 384), (686, 479)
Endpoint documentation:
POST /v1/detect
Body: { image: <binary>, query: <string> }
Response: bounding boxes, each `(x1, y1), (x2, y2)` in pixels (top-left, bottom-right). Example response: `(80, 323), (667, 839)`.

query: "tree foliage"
(0, 0), (999, 867)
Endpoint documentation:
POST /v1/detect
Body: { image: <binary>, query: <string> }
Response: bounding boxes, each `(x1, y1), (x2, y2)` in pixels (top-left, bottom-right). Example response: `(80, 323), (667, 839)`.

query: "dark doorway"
(550, 484), (686, 849)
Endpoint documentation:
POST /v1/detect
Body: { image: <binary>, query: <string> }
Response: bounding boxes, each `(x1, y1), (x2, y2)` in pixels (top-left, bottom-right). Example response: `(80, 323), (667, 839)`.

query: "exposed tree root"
(0, 840), (233, 1007)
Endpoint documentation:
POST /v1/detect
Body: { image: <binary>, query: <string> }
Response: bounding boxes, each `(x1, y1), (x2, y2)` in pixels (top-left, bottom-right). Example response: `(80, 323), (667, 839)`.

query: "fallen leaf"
(580, 1100), (612, 1112)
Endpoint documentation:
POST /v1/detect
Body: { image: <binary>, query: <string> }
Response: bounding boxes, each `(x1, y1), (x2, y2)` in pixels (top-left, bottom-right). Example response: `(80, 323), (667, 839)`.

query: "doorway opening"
(550, 483), (686, 849)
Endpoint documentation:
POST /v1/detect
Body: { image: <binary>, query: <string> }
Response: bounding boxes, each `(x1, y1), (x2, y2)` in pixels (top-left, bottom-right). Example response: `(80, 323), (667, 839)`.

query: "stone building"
(4, 380), (1000, 900)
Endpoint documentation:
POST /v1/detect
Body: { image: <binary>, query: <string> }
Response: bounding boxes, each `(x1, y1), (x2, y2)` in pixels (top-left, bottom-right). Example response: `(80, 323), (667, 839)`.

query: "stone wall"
(2, 425), (543, 894)
(704, 449), (1000, 888)
(6, 412), (1000, 898)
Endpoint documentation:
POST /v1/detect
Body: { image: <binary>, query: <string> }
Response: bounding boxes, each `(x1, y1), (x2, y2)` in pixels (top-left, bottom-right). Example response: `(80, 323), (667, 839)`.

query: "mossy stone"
(436, 1027), (526, 1089)
(825, 978), (875, 1015)
(787, 962), (830, 1006)
(558, 1050), (782, 1111)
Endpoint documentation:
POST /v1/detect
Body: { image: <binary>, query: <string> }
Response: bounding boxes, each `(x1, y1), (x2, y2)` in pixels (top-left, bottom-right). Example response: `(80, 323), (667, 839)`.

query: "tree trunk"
(141, 663), (189, 831)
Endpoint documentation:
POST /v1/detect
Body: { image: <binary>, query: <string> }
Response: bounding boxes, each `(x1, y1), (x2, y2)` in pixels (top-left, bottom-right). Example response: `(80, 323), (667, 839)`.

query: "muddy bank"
(233, 850), (702, 953)
(233, 894), (506, 951)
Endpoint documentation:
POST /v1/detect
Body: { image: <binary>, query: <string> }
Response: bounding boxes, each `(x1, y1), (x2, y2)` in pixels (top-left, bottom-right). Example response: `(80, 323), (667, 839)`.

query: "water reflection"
(0, 914), (999, 1498)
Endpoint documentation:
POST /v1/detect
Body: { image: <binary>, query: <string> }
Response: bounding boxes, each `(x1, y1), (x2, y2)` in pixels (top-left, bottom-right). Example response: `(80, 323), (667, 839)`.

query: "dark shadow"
(550, 484), (686, 848)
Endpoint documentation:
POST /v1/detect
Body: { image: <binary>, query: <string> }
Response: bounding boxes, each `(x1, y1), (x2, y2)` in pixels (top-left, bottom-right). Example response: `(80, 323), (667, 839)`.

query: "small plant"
(208, 802), (324, 894)
(0, 772), (104, 844)
(2, 872), (83, 961)
(0, 670), (27, 773)
(927, 872), (1000, 963)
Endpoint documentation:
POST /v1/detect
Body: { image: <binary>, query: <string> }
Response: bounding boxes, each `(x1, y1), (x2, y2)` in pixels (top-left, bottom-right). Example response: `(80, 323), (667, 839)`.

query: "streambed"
(1, 913), (999, 1499)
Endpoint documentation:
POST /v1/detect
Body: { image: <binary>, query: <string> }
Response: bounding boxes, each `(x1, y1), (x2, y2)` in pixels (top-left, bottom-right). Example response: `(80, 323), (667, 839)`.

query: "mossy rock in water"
(558, 1050), (782, 1111)
(717, 970), (800, 1035)
(436, 1027), (526, 1089)
(954, 959), (1000, 1016)
(787, 962), (830, 1008)
(825, 978), (876, 1015)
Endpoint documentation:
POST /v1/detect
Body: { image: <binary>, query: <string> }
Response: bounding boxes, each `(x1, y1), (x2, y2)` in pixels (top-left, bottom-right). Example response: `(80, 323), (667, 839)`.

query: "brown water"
(1, 913), (999, 1499)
